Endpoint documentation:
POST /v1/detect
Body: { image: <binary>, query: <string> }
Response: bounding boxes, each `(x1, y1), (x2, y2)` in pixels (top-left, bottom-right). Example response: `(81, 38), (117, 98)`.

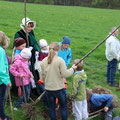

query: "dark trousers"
(46, 89), (67, 120)
(0, 84), (7, 119)
(107, 59), (117, 84)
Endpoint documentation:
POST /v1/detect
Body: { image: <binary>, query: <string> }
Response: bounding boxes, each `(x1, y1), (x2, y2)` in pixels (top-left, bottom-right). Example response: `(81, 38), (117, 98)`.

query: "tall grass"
(0, 1), (120, 119)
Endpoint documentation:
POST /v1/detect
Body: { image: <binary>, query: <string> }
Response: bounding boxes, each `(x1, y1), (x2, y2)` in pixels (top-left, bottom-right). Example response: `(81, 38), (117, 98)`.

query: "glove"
(35, 51), (39, 62)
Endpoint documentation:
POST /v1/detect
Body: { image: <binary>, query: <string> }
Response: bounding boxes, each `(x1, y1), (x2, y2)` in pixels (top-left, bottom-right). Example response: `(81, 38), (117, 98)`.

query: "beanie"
(20, 48), (32, 59)
(39, 39), (48, 48)
(62, 36), (71, 45)
(14, 37), (26, 47)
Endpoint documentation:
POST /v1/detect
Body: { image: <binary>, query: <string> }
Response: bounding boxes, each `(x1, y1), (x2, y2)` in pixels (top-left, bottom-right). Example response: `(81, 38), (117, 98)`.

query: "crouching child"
(86, 88), (114, 120)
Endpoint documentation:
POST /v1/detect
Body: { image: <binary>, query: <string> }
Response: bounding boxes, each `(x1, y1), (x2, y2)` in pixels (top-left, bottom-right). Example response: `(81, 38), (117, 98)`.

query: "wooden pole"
(21, 77), (27, 103)
(24, 0), (29, 47)
(76, 24), (120, 65)
(8, 86), (14, 120)
(89, 108), (104, 116)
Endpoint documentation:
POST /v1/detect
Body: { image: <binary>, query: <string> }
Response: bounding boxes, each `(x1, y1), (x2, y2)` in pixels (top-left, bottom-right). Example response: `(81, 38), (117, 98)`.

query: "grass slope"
(0, 1), (120, 119)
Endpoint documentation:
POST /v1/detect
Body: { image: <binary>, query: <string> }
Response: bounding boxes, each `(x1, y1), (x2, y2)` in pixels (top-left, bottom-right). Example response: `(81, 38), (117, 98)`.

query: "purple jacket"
(10, 54), (32, 87)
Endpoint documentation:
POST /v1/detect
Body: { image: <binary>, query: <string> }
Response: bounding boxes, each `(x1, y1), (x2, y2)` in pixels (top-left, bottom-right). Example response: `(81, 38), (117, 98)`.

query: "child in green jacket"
(71, 59), (88, 120)
(0, 31), (11, 120)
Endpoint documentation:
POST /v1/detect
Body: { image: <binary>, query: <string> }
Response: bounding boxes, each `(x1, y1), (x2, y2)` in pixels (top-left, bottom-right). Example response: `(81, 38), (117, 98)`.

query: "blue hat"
(62, 36), (71, 45)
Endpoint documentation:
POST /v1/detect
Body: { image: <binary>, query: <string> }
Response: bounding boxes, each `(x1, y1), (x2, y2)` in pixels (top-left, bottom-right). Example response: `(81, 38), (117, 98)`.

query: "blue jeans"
(0, 84), (7, 119)
(14, 84), (30, 107)
(107, 59), (117, 84)
(46, 88), (67, 120)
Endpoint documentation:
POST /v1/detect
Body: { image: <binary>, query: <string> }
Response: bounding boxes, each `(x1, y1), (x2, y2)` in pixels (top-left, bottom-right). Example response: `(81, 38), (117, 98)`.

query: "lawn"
(0, 1), (120, 119)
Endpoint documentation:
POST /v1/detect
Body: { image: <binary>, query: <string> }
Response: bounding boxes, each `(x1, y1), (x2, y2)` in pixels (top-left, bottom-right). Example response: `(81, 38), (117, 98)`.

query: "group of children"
(0, 29), (114, 120)
(0, 29), (73, 120)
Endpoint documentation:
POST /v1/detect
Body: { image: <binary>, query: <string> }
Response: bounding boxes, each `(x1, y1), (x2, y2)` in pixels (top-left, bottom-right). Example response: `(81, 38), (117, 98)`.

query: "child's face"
(16, 43), (26, 50)
(62, 44), (69, 49)
(42, 46), (47, 50)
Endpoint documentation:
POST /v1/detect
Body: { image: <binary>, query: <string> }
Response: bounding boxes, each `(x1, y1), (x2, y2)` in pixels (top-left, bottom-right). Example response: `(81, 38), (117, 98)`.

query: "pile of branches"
(21, 91), (46, 120)
(21, 94), (74, 120)
(92, 86), (119, 108)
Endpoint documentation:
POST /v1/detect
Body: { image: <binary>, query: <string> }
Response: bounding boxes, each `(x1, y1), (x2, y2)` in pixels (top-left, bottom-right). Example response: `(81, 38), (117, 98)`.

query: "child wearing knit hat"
(34, 39), (49, 77)
(34, 39), (49, 107)
(58, 36), (72, 67)
(12, 37), (26, 59)
(38, 39), (49, 61)
(10, 48), (34, 109)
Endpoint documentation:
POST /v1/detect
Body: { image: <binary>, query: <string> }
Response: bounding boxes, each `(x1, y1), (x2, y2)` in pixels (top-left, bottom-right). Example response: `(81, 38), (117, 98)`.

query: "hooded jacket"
(71, 71), (87, 101)
(10, 54), (32, 87)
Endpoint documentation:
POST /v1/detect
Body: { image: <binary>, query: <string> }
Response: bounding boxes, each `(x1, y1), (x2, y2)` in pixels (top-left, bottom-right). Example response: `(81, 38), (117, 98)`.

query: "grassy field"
(0, 1), (120, 120)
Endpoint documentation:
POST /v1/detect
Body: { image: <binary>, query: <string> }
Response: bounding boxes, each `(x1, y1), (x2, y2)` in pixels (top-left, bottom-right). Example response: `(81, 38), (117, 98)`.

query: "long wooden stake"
(8, 86), (14, 120)
(24, 0), (29, 47)
(21, 77), (27, 103)
(76, 24), (120, 65)
(89, 108), (104, 116)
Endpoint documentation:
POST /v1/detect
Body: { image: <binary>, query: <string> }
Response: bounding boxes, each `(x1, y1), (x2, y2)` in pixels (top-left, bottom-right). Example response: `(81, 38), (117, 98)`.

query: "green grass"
(0, 1), (120, 119)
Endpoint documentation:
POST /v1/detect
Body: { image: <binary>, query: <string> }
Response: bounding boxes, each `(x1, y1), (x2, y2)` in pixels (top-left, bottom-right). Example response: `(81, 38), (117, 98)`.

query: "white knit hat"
(20, 48), (32, 59)
(39, 39), (48, 48)
(20, 17), (36, 29)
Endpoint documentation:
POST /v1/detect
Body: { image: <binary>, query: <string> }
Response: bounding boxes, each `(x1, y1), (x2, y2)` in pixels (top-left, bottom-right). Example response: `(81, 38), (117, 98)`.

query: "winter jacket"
(41, 54), (74, 91)
(58, 42), (72, 67)
(10, 54), (32, 87)
(105, 35), (120, 61)
(91, 93), (113, 107)
(0, 46), (11, 85)
(71, 70), (87, 101)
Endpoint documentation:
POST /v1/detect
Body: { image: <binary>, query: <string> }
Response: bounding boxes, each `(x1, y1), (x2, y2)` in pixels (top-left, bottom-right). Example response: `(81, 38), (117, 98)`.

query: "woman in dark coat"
(13, 17), (41, 95)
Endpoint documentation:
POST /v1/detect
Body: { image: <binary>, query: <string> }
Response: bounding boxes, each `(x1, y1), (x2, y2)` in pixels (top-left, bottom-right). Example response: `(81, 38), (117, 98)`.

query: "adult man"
(86, 88), (114, 120)
(105, 27), (120, 86)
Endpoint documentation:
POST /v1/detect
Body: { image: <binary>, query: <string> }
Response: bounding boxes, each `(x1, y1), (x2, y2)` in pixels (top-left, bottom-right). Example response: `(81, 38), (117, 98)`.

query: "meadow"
(0, 1), (120, 120)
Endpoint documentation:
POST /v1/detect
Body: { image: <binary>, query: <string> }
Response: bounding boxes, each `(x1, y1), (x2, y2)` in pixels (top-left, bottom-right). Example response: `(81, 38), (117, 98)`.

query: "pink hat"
(39, 39), (48, 48)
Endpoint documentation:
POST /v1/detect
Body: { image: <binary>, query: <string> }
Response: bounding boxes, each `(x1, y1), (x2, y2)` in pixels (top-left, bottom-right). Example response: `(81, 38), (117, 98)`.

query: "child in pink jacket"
(10, 48), (34, 109)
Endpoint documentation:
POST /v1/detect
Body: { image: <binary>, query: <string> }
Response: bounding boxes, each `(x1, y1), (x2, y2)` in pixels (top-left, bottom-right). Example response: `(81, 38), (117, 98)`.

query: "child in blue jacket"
(0, 31), (11, 120)
(86, 88), (114, 120)
(58, 36), (72, 67)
